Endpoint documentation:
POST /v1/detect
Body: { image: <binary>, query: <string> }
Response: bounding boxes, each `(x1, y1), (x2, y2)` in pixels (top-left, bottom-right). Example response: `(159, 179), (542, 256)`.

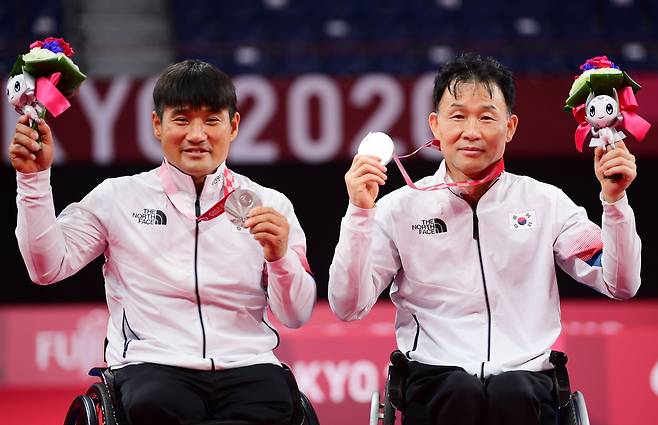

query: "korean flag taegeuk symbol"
(509, 210), (536, 231)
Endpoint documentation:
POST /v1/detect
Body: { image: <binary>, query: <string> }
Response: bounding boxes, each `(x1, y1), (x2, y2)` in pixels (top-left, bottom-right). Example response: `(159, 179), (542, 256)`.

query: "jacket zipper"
(449, 182), (499, 381)
(194, 196), (208, 362)
(471, 206), (492, 382)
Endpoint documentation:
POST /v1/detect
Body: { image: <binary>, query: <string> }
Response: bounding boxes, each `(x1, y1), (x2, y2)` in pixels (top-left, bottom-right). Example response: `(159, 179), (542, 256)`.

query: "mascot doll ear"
(612, 87), (619, 105)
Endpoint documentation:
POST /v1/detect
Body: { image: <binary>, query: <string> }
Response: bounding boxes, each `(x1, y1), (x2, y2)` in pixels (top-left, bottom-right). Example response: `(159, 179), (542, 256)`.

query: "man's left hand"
(244, 206), (290, 262)
(594, 141), (637, 203)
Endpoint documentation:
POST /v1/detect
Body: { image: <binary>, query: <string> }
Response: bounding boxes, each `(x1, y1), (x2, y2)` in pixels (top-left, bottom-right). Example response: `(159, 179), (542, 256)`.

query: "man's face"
(153, 106), (240, 182)
(429, 81), (517, 181)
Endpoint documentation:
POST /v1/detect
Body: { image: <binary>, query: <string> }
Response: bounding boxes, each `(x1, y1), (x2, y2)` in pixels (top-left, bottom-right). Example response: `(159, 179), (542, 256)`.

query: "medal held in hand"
(224, 188), (262, 229)
(357, 131), (395, 165)
(357, 131), (504, 191)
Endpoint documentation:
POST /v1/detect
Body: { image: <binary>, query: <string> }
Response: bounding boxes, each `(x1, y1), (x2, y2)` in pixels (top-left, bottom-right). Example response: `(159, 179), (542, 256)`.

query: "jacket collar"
(433, 159), (506, 199)
(157, 159), (232, 218)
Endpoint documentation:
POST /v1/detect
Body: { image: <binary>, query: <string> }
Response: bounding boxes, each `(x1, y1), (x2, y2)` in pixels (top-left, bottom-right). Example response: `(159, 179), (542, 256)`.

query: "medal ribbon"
(158, 162), (235, 222)
(391, 139), (505, 191)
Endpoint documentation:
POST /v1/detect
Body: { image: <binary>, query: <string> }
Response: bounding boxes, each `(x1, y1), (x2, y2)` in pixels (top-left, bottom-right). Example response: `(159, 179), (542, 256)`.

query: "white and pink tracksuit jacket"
(329, 161), (641, 379)
(16, 160), (316, 370)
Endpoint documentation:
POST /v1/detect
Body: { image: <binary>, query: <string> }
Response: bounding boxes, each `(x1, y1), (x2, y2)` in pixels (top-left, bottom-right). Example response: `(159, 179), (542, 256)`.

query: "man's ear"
(152, 111), (162, 140)
(506, 114), (519, 143)
(428, 111), (442, 150)
(229, 111), (240, 141)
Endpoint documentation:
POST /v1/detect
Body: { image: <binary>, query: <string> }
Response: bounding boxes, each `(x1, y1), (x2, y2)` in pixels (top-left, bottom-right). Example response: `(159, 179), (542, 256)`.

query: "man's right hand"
(344, 154), (387, 209)
(9, 115), (54, 173)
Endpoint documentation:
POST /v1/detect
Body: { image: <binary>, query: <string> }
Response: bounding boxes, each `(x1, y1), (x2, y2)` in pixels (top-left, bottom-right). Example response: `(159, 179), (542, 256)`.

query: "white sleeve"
(15, 169), (108, 285)
(328, 202), (401, 321)
(553, 190), (641, 299)
(266, 197), (316, 328)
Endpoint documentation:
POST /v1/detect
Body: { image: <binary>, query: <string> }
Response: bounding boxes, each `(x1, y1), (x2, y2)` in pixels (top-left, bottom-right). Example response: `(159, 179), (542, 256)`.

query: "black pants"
(114, 363), (294, 425)
(404, 362), (556, 425)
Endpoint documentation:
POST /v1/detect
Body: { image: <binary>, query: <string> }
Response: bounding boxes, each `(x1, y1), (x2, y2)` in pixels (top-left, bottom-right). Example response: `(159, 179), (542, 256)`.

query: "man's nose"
(462, 118), (481, 139)
(187, 120), (206, 142)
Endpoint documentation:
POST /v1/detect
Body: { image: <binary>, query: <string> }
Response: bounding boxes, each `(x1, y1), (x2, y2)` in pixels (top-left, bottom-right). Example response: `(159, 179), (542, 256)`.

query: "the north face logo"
(411, 218), (447, 235)
(132, 209), (167, 225)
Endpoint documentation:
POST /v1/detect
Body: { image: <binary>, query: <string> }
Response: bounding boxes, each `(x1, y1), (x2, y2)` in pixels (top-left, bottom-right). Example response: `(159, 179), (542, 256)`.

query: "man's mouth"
(183, 148), (210, 154)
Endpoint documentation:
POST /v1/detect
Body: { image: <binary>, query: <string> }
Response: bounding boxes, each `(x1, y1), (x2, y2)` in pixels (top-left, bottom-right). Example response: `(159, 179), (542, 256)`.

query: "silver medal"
(224, 188), (262, 228)
(357, 131), (395, 165)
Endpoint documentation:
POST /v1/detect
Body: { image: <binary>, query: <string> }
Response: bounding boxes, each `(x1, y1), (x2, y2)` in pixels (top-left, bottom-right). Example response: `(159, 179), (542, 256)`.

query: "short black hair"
(432, 53), (515, 114)
(153, 59), (237, 119)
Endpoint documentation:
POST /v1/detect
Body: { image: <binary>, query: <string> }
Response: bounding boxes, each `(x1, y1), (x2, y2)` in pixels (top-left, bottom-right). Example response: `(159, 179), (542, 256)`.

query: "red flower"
(579, 55), (616, 71)
(29, 37), (75, 57)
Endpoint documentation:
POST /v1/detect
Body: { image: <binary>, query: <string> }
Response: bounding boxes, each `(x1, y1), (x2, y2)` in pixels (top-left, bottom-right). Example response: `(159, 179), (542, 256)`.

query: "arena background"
(1, 0), (657, 424)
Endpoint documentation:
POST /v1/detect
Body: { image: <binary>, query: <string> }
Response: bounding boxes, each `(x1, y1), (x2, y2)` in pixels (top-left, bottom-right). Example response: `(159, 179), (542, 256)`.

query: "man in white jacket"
(10, 59), (316, 425)
(328, 53), (641, 425)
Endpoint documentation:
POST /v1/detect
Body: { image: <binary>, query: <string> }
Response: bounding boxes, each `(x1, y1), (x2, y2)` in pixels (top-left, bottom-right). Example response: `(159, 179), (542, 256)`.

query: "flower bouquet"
(6, 37), (86, 142)
(564, 55), (650, 152)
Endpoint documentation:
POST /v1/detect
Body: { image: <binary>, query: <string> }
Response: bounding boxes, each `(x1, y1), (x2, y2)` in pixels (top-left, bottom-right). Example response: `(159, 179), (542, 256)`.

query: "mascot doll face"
(586, 93), (619, 129)
(6, 74), (35, 108)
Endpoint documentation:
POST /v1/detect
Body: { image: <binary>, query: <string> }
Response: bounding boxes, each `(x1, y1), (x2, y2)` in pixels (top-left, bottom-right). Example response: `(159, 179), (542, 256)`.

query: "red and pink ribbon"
(158, 162), (235, 222)
(392, 140), (505, 191)
(34, 72), (71, 117)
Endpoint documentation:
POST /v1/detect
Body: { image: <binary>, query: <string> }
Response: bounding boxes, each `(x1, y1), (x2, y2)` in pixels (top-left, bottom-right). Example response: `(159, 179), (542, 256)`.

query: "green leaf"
(590, 73), (623, 95)
(564, 83), (591, 111)
(21, 55), (87, 97)
(9, 56), (25, 77)
(564, 69), (643, 111)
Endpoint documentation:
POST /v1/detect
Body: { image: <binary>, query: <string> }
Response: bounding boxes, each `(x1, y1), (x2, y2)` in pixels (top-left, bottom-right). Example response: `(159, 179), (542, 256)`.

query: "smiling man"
(328, 53), (642, 425)
(10, 59), (316, 425)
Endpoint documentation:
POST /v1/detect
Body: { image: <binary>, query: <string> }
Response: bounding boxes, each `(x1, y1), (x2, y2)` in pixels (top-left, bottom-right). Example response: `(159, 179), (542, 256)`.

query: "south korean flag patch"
(509, 210), (536, 231)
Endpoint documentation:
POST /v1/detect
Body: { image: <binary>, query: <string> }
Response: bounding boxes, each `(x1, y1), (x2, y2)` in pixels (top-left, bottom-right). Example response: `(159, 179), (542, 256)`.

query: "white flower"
(569, 67), (623, 96)
(23, 47), (60, 62)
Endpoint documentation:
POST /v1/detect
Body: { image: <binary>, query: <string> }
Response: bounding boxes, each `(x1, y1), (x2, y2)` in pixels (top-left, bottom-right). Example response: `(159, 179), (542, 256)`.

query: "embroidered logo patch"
(411, 218), (447, 235)
(132, 209), (167, 225)
(509, 210), (535, 231)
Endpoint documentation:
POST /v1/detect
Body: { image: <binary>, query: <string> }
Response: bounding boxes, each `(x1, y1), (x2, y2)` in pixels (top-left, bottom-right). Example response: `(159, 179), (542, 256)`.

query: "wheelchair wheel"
(64, 394), (98, 425)
(369, 391), (381, 425)
(382, 383), (396, 425)
(572, 391), (590, 425)
(86, 382), (118, 425)
(562, 391), (590, 425)
(299, 392), (320, 425)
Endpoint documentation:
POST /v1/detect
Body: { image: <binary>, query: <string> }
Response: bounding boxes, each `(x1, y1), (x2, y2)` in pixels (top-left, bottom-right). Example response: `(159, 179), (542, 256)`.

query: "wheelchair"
(369, 350), (590, 425)
(64, 364), (320, 425)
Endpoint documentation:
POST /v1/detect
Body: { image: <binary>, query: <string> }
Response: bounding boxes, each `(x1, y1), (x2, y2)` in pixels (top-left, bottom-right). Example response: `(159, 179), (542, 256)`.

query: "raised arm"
(12, 115), (107, 284)
(247, 202), (316, 328)
(554, 141), (641, 298)
(328, 154), (399, 321)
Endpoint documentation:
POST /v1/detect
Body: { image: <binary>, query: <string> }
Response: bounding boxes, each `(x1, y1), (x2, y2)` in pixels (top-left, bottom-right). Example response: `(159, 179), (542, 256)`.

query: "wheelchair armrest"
(387, 350), (410, 412)
(390, 350), (409, 376)
(548, 351), (572, 409)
